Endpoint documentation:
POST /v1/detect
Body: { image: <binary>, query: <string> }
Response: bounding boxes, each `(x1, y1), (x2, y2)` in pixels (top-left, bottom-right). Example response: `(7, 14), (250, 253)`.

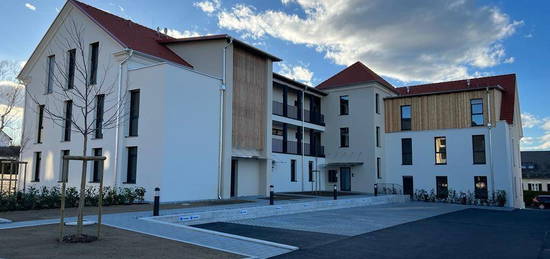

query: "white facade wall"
(321, 83), (395, 192)
(271, 153), (325, 192)
(384, 122), (522, 207)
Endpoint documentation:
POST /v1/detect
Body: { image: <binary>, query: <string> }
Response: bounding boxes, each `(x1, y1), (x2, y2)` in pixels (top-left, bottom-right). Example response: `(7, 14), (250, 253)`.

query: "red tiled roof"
(394, 74), (517, 124)
(316, 61), (396, 92)
(70, 0), (192, 67)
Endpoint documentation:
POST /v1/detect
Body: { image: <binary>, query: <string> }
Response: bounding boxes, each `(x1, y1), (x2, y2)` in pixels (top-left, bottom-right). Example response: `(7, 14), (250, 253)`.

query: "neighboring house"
(17, 0), (524, 208)
(521, 151), (550, 191)
(0, 130), (13, 146)
(0, 146), (20, 194)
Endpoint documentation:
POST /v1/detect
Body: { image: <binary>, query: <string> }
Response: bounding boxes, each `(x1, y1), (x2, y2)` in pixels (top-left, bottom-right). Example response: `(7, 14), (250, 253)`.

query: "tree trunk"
(76, 134), (88, 236)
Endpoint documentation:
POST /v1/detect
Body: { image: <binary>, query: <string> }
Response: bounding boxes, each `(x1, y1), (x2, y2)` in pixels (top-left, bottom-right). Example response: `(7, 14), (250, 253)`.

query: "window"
(547, 184), (550, 192)
(436, 176), (448, 199)
(340, 128), (349, 147)
(377, 157), (381, 179)
(400, 105), (411, 130)
(67, 49), (76, 89)
(92, 148), (103, 183)
(472, 135), (486, 164)
(95, 94), (105, 138)
(37, 105), (44, 143)
(290, 159), (297, 182)
(33, 152), (41, 182)
(89, 42), (99, 85)
(63, 100), (72, 141)
(328, 170), (337, 183)
(60, 150), (70, 182)
(46, 55), (55, 94)
(474, 176), (488, 199)
(376, 126), (381, 147)
(401, 138), (412, 165)
(470, 99), (484, 126)
(272, 128), (283, 136)
(375, 93), (380, 114)
(129, 90), (140, 137)
(339, 95), (349, 115)
(126, 147), (138, 184)
(308, 161), (313, 182)
(527, 183), (532, 191)
(434, 137), (447, 165)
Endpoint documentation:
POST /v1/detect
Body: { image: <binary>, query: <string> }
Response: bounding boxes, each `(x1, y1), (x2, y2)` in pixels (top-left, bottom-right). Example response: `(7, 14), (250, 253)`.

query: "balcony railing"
(272, 138), (324, 157)
(272, 101), (325, 126)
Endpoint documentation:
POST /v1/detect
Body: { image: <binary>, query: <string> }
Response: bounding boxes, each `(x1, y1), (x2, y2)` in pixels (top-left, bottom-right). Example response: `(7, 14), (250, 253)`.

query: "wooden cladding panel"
(384, 89), (500, 132)
(232, 47), (267, 151)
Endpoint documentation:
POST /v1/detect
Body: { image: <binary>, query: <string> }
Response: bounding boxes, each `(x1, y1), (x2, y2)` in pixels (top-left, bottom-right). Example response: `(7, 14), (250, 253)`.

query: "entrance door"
(231, 160), (237, 197)
(340, 167), (351, 191)
(403, 176), (413, 197)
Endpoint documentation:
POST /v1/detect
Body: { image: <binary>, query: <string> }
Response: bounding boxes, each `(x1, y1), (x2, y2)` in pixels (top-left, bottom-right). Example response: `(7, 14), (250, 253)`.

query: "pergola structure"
(0, 160), (28, 194)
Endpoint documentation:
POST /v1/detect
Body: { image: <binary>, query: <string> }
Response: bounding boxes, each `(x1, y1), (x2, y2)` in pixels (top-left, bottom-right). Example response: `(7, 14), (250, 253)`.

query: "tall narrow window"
(129, 90), (140, 137)
(37, 105), (44, 143)
(89, 42), (99, 85)
(434, 137), (447, 165)
(436, 176), (448, 199)
(95, 94), (105, 138)
(472, 135), (486, 164)
(376, 126), (381, 147)
(33, 152), (41, 182)
(377, 157), (381, 179)
(126, 147), (137, 184)
(63, 100), (72, 141)
(375, 93), (380, 114)
(308, 161), (313, 182)
(400, 105), (411, 131)
(401, 138), (412, 165)
(67, 49), (76, 89)
(60, 150), (70, 182)
(290, 159), (297, 182)
(339, 95), (349, 115)
(92, 148), (103, 183)
(340, 128), (349, 147)
(470, 99), (484, 126)
(46, 55), (55, 94)
(328, 170), (337, 183)
(474, 176), (488, 199)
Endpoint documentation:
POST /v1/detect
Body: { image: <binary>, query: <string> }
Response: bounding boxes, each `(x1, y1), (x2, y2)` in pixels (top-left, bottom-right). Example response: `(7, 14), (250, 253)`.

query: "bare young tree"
(25, 19), (128, 239)
(0, 60), (24, 136)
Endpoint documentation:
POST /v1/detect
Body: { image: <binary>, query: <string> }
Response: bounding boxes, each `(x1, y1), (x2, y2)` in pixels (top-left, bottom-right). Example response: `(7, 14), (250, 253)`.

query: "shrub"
(0, 186), (146, 212)
(412, 188), (506, 207)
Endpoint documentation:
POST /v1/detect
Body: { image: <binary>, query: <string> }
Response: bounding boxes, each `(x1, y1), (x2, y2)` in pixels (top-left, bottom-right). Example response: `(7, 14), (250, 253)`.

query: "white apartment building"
(17, 0), (524, 207)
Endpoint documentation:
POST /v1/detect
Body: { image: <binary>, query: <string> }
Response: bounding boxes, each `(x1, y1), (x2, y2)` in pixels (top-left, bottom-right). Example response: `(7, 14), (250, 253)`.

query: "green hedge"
(523, 190), (550, 207)
(413, 189), (506, 207)
(0, 186), (146, 212)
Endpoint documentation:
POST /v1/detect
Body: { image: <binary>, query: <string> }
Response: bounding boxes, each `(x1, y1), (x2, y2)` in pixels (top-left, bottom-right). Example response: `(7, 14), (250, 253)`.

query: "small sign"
(179, 215), (200, 221)
(240, 209), (248, 215)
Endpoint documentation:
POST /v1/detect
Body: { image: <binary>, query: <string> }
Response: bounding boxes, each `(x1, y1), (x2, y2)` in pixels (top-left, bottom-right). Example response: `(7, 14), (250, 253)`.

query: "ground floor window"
(328, 170), (337, 183)
(308, 161), (313, 182)
(126, 147), (138, 184)
(290, 159), (297, 182)
(474, 176), (488, 199)
(60, 150), (70, 182)
(436, 176), (448, 199)
(33, 152), (41, 182)
(92, 148), (103, 183)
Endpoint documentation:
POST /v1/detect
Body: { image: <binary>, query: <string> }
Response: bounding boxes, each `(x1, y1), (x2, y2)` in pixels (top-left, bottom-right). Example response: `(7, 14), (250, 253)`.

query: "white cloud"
(520, 113), (550, 151)
(277, 63), (314, 86)
(203, 0), (522, 83)
(194, 0), (220, 14)
(25, 3), (36, 11)
(525, 33), (533, 38)
(521, 113), (542, 129)
(164, 29), (202, 38)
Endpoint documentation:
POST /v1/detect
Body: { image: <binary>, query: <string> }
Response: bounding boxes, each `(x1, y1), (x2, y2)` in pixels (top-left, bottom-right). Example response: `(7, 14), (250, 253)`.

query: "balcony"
(272, 101), (324, 126)
(272, 138), (324, 157)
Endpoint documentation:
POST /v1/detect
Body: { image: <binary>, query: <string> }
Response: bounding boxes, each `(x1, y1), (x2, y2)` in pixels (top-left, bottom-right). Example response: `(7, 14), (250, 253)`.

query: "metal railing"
(377, 183), (403, 195)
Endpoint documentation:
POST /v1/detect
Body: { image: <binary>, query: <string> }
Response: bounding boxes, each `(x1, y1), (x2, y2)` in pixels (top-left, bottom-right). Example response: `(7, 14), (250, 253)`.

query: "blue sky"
(0, 0), (549, 150)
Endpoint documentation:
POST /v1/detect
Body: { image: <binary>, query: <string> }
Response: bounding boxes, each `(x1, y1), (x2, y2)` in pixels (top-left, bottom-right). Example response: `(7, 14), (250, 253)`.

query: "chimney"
(163, 27), (168, 35)
(406, 86), (410, 94)
(467, 79), (471, 87)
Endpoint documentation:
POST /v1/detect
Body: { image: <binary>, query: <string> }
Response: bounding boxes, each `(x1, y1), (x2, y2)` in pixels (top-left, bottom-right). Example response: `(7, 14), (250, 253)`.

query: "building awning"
(321, 162), (364, 167)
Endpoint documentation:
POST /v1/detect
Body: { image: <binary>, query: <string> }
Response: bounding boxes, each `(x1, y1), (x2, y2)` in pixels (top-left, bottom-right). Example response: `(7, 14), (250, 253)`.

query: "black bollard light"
(374, 183), (378, 196)
(333, 184), (337, 200)
(269, 185), (274, 205)
(153, 187), (160, 216)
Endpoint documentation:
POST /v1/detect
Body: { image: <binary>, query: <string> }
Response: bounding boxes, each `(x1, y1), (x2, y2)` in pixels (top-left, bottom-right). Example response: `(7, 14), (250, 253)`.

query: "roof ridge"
(399, 73), (516, 89)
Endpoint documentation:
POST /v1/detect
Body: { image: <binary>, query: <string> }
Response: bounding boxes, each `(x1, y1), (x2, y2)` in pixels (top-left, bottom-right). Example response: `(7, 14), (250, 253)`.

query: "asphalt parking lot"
(195, 202), (550, 259)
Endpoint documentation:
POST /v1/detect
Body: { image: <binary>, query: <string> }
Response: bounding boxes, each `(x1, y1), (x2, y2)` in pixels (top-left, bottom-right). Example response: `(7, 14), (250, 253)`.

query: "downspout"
(218, 38), (233, 199)
(113, 48), (133, 188)
(301, 90), (305, 192)
(486, 87), (495, 196)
